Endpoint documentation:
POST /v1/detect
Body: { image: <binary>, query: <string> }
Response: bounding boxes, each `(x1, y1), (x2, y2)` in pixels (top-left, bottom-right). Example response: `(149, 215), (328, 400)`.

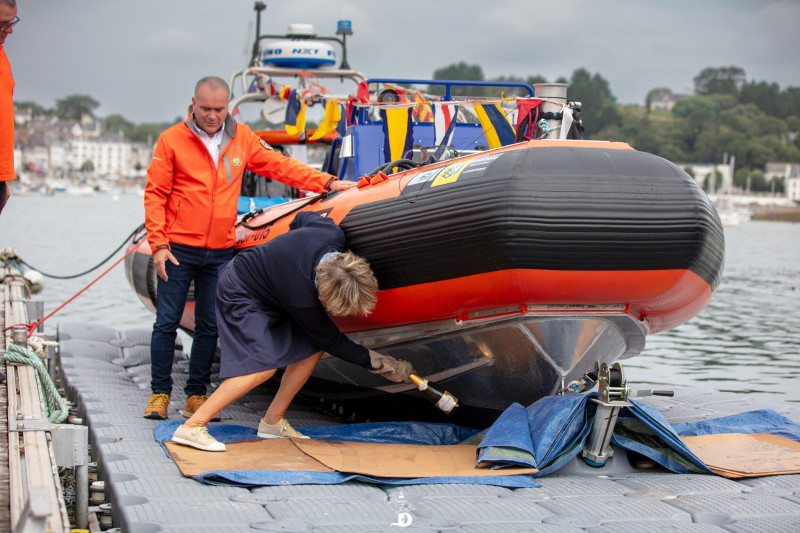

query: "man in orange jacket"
(143, 76), (348, 420)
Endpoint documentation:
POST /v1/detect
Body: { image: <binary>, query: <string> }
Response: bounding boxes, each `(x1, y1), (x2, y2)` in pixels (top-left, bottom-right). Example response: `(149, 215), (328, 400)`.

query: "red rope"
(4, 244), (140, 337)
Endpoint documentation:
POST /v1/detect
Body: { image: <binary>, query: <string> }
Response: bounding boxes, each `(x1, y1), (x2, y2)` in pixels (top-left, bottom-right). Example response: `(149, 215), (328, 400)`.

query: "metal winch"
(577, 362), (674, 467)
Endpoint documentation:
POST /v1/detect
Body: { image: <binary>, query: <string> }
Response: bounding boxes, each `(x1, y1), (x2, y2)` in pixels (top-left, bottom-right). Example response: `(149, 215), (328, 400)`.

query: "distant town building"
(13, 103), (32, 125)
(787, 178), (800, 203)
(71, 131), (150, 175)
(764, 162), (800, 181)
(767, 163), (800, 202)
(648, 90), (688, 112)
(680, 162), (734, 194)
(12, 106), (153, 178)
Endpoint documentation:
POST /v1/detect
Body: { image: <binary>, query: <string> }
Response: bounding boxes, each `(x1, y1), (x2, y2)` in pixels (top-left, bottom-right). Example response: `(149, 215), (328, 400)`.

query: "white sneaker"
(257, 418), (309, 439)
(171, 424), (226, 452)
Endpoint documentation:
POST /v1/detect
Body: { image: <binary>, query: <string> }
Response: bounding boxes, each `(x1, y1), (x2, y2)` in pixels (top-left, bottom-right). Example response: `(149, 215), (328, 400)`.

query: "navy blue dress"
(215, 211), (371, 379)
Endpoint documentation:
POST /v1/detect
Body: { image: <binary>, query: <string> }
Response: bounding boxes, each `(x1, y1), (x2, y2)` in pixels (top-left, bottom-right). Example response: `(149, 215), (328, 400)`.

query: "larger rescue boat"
(124, 10), (724, 414)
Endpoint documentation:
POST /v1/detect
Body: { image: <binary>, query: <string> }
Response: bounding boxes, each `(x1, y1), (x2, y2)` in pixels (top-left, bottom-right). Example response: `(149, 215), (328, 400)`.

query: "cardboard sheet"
(165, 439), (334, 477)
(166, 438), (538, 479)
(292, 439), (538, 478)
(682, 432), (800, 478)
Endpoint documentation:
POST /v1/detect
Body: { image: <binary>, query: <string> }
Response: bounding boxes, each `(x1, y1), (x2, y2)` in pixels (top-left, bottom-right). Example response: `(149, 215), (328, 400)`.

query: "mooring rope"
(3, 342), (69, 423)
(15, 223), (145, 280)
(3, 241), (140, 337)
(536, 117), (561, 139)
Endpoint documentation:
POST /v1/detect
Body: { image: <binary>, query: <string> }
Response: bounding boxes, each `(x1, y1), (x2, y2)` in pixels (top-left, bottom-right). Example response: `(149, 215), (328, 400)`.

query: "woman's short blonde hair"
(316, 251), (378, 317)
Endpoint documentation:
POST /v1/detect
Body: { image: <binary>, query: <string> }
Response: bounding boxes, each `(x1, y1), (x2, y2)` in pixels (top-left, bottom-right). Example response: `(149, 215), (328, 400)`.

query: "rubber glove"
(368, 350), (413, 383)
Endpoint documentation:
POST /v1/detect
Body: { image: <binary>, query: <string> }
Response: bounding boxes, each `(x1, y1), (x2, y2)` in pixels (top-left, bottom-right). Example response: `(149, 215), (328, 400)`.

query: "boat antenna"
(249, 0), (353, 70)
(251, 1), (267, 66)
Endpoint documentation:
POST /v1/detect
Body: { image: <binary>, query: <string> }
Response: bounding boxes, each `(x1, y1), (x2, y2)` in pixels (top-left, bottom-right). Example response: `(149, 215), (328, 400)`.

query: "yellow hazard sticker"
(431, 161), (469, 187)
(231, 156), (242, 167)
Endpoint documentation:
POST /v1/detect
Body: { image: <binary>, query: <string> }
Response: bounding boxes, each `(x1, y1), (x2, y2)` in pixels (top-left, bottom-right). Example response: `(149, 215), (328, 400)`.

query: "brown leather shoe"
(183, 394), (220, 422)
(143, 393), (170, 420)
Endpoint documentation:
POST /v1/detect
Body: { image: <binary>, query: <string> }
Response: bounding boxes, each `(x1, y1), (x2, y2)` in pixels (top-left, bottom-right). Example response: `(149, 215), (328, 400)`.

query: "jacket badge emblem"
(259, 139), (273, 150)
(231, 156), (242, 167)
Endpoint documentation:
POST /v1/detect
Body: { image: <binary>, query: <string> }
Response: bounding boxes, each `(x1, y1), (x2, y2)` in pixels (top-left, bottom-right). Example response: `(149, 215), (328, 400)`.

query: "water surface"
(2, 194), (798, 404)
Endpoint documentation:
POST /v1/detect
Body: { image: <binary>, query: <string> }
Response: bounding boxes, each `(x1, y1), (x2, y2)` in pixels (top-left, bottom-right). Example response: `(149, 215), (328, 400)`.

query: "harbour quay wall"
(751, 205), (800, 222)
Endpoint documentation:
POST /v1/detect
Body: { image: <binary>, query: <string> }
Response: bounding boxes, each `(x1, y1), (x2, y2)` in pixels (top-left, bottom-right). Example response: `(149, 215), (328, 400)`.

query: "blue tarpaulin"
(155, 420), (541, 488)
(475, 395), (594, 476)
(154, 419), (479, 450)
(673, 408), (800, 441)
(155, 396), (800, 487)
(474, 394), (709, 476)
(476, 395), (800, 477)
(611, 400), (711, 474)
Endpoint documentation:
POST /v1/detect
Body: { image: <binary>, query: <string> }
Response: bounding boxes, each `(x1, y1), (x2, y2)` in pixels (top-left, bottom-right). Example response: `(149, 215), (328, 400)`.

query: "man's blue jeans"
(150, 243), (234, 396)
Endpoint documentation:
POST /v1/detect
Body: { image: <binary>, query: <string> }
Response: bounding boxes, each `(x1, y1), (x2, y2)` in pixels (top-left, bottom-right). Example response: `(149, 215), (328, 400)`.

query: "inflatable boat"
(125, 138), (724, 413)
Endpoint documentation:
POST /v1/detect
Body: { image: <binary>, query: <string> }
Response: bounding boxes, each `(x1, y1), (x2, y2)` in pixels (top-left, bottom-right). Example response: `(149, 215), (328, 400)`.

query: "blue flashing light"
(337, 20), (352, 35)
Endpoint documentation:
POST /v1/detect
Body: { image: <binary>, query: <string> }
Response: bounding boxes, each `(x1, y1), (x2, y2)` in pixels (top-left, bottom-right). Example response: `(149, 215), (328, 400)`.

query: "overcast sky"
(6, 0), (800, 124)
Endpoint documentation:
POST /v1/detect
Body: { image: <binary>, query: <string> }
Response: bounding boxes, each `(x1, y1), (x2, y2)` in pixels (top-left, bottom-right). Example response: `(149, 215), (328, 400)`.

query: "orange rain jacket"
(144, 115), (335, 253)
(0, 46), (16, 182)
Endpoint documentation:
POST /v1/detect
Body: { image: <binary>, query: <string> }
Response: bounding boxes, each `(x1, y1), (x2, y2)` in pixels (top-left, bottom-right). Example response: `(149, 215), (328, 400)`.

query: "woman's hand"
(368, 350), (413, 383)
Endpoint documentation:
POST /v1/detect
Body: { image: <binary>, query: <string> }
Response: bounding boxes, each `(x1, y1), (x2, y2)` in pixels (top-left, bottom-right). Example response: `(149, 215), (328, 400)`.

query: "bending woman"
(171, 211), (412, 451)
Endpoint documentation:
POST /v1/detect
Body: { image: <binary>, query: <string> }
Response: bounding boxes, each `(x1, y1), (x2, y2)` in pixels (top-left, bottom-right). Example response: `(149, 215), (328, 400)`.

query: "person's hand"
(153, 248), (179, 282)
(368, 350), (413, 383)
(329, 179), (354, 191)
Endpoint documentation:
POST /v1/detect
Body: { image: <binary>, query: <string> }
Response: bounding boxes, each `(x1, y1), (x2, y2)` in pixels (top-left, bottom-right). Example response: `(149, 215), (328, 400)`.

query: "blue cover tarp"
(673, 408), (800, 441)
(475, 395), (594, 476)
(155, 419), (540, 488)
(473, 394), (709, 476)
(156, 397), (800, 487)
(611, 400), (711, 474)
(473, 395), (800, 477)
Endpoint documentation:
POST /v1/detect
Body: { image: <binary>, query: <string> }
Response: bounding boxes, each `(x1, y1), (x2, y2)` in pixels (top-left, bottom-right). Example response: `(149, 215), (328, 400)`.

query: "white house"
(648, 91), (688, 112)
(765, 163), (800, 202)
(13, 103), (32, 125)
(787, 177), (800, 203)
(680, 162), (734, 194)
